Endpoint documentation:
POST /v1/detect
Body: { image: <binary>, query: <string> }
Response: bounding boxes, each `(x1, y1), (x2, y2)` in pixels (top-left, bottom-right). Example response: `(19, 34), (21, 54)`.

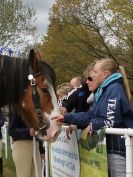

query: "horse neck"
(0, 55), (29, 106)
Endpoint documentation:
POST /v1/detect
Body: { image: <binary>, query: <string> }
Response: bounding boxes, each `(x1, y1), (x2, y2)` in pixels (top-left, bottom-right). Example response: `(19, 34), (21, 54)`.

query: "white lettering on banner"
(50, 126), (80, 177)
(106, 98), (116, 127)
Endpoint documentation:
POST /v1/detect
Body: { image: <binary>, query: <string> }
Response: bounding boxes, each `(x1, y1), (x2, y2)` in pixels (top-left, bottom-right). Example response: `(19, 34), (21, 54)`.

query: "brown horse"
(0, 49), (61, 142)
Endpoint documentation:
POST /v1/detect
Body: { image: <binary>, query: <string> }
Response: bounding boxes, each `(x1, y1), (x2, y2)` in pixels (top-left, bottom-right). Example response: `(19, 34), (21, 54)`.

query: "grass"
(2, 136), (16, 177)
(79, 129), (108, 177)
(79, 144), (108, 177)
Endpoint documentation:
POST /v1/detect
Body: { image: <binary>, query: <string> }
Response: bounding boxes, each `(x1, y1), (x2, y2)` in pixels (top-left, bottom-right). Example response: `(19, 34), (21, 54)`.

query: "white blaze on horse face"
(43, 80), (61, 142)
(47, 81), (60, 118)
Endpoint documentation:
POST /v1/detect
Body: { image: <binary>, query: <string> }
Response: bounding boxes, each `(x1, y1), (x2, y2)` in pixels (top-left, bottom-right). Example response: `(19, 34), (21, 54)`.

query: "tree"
(38, 0), (133, 93)
(0, 0), (36, 48)
(36, 11), (97, 84)
(51, 0), (133, 60)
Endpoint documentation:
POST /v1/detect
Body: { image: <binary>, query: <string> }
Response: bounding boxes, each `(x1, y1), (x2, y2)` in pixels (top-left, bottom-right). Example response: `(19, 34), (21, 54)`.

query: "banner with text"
(49, 126), (108, 177)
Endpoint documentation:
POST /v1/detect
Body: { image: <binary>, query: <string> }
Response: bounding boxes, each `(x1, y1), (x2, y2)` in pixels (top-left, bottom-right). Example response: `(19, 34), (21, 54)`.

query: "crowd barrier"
(2, 125), (133, 177)
(1, 125), (8, 159)
(45, 126), (133, 177)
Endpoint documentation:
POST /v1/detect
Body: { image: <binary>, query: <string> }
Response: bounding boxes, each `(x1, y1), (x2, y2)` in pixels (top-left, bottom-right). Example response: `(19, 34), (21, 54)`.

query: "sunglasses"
(87, 76), (93, 81)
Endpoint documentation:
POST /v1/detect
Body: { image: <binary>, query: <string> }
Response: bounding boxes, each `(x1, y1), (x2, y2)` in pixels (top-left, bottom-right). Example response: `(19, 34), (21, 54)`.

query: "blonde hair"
(96, 58), (119, 74)
(57, 82), (72, 97)
(83, 63), (95, 78)
(96, 58), (131, 102)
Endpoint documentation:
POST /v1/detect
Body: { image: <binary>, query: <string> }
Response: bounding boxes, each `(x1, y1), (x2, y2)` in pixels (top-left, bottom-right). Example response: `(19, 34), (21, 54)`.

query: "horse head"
(18, 49), (61, 142)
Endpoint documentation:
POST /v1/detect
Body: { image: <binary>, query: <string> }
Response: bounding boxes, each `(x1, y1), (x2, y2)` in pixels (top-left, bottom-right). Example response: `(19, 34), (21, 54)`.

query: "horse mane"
(0, 55), (29, 106)
(0, 54), (56, 106)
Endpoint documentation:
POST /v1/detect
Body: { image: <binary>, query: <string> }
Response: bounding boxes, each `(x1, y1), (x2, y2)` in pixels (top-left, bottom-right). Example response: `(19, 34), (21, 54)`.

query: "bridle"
(28, 72), (50, 135)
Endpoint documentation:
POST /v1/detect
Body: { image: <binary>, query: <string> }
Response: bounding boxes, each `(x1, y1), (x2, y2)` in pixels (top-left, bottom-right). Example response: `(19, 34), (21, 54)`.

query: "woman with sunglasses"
(65, 63), (99, 138)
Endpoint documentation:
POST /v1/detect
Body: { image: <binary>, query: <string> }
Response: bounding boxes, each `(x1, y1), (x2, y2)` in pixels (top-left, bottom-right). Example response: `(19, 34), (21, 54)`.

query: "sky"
(1, 0), (55, 55)
(24, 0), (55, 36)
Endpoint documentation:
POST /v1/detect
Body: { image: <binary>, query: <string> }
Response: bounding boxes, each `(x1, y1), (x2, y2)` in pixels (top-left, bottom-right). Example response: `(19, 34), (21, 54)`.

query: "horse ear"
(28, 49), (39, 72)
(28, 49), (36, 63)
(36, 51), (42, 61)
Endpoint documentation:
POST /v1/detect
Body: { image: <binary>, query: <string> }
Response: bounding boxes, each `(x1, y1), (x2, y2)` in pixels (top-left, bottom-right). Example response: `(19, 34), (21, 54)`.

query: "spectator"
(8, 105), (45, 177)
(53, 58), (133, 177)
(0, 109), (5, 177)
(66, 63), (98, 138)
(83, 63), (97, 106)
(57, 82), (72, 107)
(61, 76), (91, 113)
(70, 76), (83, 89)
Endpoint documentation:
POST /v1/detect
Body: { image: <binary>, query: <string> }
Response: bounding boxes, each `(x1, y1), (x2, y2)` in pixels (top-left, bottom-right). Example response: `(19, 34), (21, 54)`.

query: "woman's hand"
(66, 125), (77, 139)
(84, 123), (93, 136)
(30, 128), (37, 136)
(52, 115), (64, 125)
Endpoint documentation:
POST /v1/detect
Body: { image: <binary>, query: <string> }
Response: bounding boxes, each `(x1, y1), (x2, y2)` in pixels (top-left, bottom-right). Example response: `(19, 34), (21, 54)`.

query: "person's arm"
(90, 83), (130, 131)
(8, 111), (32, 140)
(63, 110), (93, 128)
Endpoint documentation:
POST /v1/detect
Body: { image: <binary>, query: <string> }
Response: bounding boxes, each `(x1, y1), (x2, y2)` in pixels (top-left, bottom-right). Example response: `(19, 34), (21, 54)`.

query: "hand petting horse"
(0, 49), (61, 142)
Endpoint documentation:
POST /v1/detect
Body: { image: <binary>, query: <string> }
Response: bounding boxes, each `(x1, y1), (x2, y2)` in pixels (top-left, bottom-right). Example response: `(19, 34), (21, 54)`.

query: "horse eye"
(41, 88), (48, 93)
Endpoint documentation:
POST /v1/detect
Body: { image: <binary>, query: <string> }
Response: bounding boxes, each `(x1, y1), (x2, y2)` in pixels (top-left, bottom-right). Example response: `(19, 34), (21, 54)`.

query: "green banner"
(79, 128), (108, 177)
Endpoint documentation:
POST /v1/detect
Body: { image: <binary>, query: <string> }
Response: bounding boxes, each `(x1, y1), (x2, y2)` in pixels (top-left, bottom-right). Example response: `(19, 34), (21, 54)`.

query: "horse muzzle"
(37, 118), (62, 142)
(37, 114), (50, 136)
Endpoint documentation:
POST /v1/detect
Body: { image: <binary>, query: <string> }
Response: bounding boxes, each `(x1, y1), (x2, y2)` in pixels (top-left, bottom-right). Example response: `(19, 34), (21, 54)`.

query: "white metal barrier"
(106, 128), (133, 177)
(45, 127), (133, 177)
(44, 141), (49, 177)
(1, 124), (8, 159)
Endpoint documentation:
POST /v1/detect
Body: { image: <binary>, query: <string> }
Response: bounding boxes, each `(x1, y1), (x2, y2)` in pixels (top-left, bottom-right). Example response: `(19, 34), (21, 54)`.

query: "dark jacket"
(62, 86), (90, 113)
(63, 78), (133, 157)
(8, 109), (45, 154)
(0, 110), (5, 139)
(8, 110), (33, 141)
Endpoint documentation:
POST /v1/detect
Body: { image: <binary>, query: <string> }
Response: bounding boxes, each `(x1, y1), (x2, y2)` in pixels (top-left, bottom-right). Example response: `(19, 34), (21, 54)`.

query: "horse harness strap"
(28, 73), (48, 135)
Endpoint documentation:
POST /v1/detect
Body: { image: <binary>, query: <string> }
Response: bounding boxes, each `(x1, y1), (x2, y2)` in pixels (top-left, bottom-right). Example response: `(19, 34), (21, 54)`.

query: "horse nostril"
(39, 119), (50, 130)
(38, 117), (50, 137)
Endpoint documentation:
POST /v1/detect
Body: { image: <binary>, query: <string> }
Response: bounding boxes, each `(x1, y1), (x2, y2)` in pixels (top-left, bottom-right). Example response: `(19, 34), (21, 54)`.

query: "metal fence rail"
(106, 128), (133, 177)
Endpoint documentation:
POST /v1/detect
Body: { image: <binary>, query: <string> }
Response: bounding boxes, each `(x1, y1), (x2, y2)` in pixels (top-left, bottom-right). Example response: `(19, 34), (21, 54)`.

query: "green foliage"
(36, 18), (94, 84)
(2, 136), (16, 177)
(0, 0), (36, 47)
(107, 0), (133, 49)
(36, 0), (133, 92)
(79, 144), (107, 177)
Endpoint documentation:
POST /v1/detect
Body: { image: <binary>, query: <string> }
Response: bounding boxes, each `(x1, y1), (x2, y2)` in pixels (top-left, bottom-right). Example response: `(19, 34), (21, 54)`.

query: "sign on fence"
(50, 126), (80, 177)
(49, 126), (108, 177)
